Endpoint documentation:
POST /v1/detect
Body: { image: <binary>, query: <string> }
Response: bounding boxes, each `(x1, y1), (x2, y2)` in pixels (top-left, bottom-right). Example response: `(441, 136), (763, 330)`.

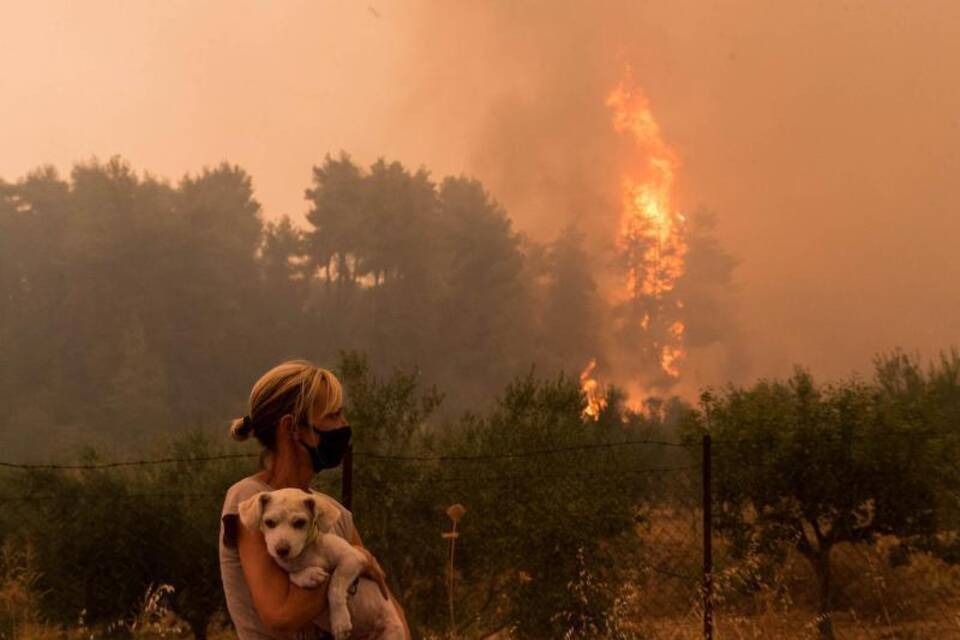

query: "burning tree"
(606, 70), (688, 387)
(581, 69), (692, 414)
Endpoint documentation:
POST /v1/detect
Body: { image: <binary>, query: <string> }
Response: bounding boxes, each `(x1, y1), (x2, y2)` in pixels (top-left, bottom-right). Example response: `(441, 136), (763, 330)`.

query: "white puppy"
(238, 488), (405, 640)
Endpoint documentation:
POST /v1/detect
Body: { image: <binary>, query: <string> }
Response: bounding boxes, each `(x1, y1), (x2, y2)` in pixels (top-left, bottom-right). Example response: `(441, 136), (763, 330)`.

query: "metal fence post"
(342, 442), (353, 510)
(702, 434), (714, 640)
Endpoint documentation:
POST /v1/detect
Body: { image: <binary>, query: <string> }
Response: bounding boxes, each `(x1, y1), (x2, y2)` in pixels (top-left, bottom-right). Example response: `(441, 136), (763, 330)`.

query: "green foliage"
(684, 352), (960, 637)
(302, 155), (540, 409)
(675, 210), (739, 350)
(436, 372), (645, 637)
(0, 436), (254, 640)
(536, 225), (603, 375)
(322, 355), (683, 638)
(0, 158), (267, 457)
(142, 433), (255, 640)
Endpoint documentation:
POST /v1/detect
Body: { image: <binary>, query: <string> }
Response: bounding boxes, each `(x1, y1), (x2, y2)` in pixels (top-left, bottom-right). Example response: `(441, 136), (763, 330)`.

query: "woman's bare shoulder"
(221, 475), (273, 549)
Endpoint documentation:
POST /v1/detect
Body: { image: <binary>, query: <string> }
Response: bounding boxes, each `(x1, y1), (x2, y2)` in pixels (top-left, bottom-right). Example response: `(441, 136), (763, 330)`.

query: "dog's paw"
(290, 567), (329, 589)
(330, 608), (353, 640)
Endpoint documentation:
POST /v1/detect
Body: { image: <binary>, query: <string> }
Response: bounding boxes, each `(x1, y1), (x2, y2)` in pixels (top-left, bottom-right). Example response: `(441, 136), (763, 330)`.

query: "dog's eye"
(264, 519), (277, 529)
(292, 519), (307, 529)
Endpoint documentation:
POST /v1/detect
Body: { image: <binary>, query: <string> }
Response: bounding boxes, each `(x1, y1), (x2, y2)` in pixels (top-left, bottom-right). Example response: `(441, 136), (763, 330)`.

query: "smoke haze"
(3, 0), (959, 389)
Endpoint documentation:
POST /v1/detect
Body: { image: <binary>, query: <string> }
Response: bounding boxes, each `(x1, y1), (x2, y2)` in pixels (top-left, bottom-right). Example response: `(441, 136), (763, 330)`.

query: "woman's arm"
(237, 521), (329, 633)
(351, 528), (412, 640)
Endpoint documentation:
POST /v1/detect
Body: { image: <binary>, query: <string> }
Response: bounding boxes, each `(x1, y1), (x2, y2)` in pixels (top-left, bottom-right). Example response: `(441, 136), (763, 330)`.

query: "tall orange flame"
(580, 69), (688, 416)
(607, 69), (688, 381)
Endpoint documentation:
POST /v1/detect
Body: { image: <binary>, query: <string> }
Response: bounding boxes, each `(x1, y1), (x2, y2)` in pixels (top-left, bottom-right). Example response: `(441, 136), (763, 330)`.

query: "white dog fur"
(238, 488), (404, 640)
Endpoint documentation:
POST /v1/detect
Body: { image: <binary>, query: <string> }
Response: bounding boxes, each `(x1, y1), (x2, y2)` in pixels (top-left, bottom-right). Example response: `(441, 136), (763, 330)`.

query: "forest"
(0, 154), (735, 460)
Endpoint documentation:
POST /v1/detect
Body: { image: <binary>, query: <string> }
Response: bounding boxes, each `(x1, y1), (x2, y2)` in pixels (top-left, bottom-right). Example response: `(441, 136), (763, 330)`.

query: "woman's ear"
(277, 414), (300, 443)
(238, 492), (268, 531)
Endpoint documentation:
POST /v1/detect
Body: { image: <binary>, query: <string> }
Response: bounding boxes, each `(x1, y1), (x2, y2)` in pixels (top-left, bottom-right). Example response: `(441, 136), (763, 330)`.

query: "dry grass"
(5, 616), (239, 640)
(0, 547), (238, 640)
(611, 508), (960, 639)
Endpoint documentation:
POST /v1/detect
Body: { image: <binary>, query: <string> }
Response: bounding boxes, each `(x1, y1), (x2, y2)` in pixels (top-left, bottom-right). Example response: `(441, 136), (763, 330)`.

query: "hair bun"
(229, 416), (253, 442)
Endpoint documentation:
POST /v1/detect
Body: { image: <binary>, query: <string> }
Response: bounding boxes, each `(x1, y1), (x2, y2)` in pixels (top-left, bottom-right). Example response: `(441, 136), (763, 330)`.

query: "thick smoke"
(389, 2), (743, 399)
(383, 0), (960, 395)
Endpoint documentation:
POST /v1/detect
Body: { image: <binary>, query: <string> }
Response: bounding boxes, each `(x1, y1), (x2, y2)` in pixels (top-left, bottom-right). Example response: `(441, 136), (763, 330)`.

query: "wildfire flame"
(607, 69), (688, 381)
(580, 68), (689, 416)
(579, 358), (606, 420)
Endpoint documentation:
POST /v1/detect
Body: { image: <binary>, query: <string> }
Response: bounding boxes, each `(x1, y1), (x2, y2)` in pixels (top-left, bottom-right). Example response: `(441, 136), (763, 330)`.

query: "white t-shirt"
(219, 475), (356, 640)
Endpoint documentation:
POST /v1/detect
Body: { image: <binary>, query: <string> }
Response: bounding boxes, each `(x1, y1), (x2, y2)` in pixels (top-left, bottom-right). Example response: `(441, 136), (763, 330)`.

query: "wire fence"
(1, 438), (960, 639)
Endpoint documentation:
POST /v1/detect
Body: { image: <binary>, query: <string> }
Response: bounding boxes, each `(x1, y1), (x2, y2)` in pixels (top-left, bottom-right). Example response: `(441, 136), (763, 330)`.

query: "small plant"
(443, 504), (466, 638)
(99, 583), (181, 639)
(0, 543), (43, 640)
(130, 583), (181, 637)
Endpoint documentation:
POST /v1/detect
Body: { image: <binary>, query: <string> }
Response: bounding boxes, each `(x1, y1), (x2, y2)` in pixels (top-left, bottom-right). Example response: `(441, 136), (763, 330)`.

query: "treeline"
(0, 154), (734, 460)
(0, 155), (568, 457)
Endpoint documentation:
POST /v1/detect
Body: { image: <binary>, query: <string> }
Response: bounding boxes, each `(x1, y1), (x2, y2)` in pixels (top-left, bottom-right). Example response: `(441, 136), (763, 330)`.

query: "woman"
(219, 360), (410, 640)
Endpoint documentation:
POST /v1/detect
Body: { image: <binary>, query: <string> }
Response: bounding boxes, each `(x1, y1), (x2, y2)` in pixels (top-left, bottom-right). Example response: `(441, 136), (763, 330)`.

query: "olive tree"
(687, 356), (960, 639)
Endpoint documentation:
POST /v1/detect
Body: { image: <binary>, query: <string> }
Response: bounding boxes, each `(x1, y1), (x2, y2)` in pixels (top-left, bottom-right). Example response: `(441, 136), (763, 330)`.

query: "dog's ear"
(307, 494), (341, 533)
(238, 492), (270, 531)
(303, 495), (316, 519)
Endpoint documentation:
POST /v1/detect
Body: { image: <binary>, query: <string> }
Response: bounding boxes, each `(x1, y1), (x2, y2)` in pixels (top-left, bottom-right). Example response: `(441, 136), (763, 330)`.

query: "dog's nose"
(276, 544), (290, 558)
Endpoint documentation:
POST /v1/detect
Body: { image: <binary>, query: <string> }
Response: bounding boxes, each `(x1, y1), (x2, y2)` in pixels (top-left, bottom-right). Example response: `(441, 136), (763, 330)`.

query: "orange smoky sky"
(2, 0), (959, 389)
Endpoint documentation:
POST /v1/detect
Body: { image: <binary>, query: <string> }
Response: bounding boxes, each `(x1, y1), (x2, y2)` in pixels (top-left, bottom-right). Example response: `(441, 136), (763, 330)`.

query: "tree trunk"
(814, 547), (835, 640)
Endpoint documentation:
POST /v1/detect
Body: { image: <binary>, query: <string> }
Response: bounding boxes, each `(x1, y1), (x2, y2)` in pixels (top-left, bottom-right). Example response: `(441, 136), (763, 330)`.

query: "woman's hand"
(354, 544), (390, 600)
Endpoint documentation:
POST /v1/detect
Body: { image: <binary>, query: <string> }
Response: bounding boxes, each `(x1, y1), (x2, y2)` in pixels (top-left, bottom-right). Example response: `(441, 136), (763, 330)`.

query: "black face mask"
(300, 425), (352, 472)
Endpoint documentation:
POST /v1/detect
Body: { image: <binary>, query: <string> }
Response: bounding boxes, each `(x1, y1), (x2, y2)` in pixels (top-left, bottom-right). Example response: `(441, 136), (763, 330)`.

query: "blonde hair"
(229, 359), (344, 449)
